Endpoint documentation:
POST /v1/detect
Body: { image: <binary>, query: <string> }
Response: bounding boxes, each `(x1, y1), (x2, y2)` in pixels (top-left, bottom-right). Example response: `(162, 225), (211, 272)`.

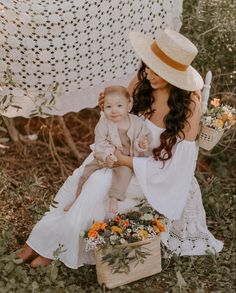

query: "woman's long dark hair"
(132, 62), (194, 162)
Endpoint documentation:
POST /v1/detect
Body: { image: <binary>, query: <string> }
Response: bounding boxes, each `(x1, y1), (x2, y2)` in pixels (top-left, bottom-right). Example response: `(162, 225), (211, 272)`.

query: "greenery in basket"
(82, 201), (166, 273)
(201, 98), (236, 130)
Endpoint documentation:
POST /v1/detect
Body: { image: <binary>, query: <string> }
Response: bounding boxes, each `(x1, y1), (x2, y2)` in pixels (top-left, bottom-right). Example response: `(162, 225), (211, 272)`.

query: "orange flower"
(91, 223), (102, 231)
(120, 220), (130, 228)
(210, 98), (220, 107)
(88, 229), (99, 239)
(153, 225), (160, 234)
(111, 226), (123, 234)
(100, 223), (108, 231)
(153, 219), (165, 232)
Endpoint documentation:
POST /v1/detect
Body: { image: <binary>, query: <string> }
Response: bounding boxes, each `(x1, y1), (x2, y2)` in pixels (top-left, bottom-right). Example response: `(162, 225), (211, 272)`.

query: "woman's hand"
(113, 149), (133, 169)
(98, 92), (105, 111)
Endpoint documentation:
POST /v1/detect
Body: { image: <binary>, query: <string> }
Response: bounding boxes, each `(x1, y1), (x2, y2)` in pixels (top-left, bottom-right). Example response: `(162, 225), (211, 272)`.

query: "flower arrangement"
(201, 98), (236, 130)
(199, 98), (236, 150)
(82, 200), (166, 274)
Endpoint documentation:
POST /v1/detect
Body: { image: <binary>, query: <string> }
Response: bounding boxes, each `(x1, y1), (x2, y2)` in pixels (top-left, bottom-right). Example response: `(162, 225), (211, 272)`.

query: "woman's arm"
(183, 90), (202, 141)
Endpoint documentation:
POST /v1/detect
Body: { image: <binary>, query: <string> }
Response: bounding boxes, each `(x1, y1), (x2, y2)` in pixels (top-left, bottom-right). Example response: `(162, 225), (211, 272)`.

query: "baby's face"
(104, 94), (131, 123)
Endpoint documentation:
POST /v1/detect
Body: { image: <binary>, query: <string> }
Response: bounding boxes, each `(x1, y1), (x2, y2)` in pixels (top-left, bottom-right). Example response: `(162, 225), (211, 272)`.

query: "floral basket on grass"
(82, 201), (166, 289)
(199, 98), (236, 150)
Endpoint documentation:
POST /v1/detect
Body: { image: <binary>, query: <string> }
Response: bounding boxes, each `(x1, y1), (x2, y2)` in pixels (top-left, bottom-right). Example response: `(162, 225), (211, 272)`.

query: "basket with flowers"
(82, 200), (166, 289)
(199, 98), (236, 150)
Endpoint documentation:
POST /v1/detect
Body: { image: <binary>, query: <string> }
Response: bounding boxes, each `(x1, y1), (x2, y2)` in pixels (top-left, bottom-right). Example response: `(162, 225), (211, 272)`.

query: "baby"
(64, 85), (152, 214)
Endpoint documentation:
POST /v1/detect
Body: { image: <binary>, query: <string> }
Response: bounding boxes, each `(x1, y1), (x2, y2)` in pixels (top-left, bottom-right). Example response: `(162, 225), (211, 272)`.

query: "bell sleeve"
(94, 118), (116, 162)
(133, 140), (197, 220)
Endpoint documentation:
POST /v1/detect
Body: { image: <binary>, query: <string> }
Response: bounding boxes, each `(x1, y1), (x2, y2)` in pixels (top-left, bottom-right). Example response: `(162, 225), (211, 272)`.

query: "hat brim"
(129, 31), (204, 91)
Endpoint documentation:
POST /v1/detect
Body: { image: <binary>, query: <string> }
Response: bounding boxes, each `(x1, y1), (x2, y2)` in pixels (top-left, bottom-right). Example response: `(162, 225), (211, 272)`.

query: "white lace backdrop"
(0, 0), (183, 118)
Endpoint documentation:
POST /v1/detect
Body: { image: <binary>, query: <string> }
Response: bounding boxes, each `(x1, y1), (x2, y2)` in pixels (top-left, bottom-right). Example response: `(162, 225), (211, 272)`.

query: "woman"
(17, 28), (223, 268)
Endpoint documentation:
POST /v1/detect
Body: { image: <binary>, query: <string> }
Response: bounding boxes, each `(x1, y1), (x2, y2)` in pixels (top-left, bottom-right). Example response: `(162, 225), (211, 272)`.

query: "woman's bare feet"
(30, 256), (51, 268)
(109, 198), (118, 214)
(16, 244), (38, 263)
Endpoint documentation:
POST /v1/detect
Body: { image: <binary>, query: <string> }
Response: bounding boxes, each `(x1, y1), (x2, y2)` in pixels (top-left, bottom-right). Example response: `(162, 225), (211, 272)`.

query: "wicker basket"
(95, 237), (161, 289)
(199, 125), (224, 151)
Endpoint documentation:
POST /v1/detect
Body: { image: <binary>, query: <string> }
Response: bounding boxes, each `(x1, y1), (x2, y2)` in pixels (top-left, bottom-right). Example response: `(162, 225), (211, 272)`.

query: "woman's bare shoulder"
(183, 92), (202, 141)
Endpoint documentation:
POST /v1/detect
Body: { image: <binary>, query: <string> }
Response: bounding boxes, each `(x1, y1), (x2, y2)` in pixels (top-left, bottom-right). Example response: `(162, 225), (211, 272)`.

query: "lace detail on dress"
(161, 177), (223, 256)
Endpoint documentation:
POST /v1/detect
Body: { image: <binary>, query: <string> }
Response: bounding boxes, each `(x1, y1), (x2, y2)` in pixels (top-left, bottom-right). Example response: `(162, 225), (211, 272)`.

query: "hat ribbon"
(151, 41), (188, 72)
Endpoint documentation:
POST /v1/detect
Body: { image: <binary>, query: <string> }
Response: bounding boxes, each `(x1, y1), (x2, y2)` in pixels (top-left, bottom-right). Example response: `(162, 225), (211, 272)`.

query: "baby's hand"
(105, 154), (117, 167)
(138, 136), (150, 150)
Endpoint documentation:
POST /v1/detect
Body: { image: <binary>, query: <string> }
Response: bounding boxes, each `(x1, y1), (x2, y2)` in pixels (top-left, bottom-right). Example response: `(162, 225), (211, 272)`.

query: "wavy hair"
(132, 62), (194, 162)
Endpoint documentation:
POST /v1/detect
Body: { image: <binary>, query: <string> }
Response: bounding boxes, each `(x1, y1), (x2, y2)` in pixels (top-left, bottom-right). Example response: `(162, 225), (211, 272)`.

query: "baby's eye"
(118, 104), (123, 107)
(105, 105), (111, 108)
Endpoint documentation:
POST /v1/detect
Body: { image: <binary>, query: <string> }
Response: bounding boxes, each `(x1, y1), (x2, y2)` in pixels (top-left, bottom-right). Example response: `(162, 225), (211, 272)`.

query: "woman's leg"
(17, 154), (94, 267)
(16, 243), (38, 262)
(30, 256), (51, 268)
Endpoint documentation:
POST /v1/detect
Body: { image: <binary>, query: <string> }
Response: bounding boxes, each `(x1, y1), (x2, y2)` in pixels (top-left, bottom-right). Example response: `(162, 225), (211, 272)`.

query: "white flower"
(110, 235), (118, 241)
(120, 238), (128, 244)
(80, 231), (85, 237)
(141, 213), (153, 221)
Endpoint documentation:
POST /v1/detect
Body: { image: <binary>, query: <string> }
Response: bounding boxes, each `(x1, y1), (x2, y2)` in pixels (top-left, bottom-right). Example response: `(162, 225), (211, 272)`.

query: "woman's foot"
(109, 198), (118, 214)
(30, 256), (51, 268)
(16, 244), (38, 263)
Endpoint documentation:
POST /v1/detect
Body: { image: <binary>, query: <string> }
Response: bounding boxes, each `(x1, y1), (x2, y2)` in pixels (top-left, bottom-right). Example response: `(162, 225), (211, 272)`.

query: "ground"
(0, 109), (235, 293)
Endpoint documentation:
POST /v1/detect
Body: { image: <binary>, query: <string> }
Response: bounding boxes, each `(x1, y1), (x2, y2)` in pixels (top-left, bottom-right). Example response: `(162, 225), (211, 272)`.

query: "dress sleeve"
(94, 118), (116, 162)
(133, 140), (197, 220)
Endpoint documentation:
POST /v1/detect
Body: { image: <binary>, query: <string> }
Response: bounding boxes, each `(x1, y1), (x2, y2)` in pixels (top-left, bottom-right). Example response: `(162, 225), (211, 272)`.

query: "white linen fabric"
(26, 119), (223, 269)
(0, 0), (183, 118)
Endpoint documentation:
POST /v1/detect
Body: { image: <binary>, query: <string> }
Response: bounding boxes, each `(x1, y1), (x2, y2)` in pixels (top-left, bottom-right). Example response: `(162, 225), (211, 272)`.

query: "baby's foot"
(64, 202), (74, 212)
(109, 198), (118, 214)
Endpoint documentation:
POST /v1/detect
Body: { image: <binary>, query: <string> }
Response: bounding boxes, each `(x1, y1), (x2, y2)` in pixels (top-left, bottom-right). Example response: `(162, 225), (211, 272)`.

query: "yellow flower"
(214, 118), (224, 129)
(137, 229), (148, 239)
(88, 229), (99, 239)
(227, 113), (235, 123)
(210, 98), (220, 107)
(111, 226), (123, 234)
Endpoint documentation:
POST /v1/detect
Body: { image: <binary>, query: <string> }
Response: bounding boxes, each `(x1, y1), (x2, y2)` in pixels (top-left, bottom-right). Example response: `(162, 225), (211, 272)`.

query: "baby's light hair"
(104, 85), (130, 100)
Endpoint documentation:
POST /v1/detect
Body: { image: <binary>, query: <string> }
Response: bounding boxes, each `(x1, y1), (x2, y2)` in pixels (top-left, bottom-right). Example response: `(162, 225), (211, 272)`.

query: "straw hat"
(129, 28), (204, 91)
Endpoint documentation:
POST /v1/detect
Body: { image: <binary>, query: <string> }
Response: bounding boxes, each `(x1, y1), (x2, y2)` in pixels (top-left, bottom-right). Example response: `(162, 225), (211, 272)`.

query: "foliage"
(181, 0), (235, 93)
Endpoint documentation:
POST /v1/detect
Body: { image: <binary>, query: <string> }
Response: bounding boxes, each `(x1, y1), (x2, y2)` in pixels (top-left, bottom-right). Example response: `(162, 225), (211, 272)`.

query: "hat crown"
(156, 29), (198, 66)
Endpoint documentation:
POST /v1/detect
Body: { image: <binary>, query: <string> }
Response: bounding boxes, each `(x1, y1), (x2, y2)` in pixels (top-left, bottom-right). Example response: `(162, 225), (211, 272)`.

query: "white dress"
(27, 119), (223, 269)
